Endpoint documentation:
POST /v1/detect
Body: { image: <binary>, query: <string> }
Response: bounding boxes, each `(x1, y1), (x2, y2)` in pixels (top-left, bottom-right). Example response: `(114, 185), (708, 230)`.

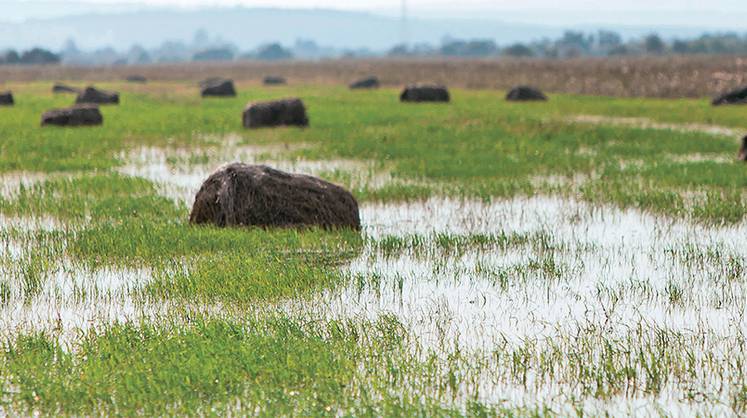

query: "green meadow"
(0, 82), (746, 416)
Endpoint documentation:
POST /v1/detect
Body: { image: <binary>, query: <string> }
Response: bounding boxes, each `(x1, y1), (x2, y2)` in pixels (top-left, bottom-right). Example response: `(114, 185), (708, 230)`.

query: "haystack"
(242, 98), (308, 129)
(506, 86), (548, 101)
(400, 84), (450, 102)
(200, 78), (236, 97)
(713, 86), (747, 106)
(263, 76), (286, 85)
(0, 91), (13, 106)
(350, 77), (380, 89)
(41, 104), (102, 126)
(76, 86), (119, 105)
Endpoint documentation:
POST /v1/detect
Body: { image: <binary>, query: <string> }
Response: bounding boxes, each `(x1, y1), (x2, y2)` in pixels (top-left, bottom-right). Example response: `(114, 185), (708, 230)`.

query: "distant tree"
(19, 48), (60, 64)
(503, 43), (534, 57)
(644, 34), (666, 55)
(255, 43), (292, 60)
(598, 30), (622, 49)
(193, 48), (234, 62)
(672, 40), (690, 54)
(441, 39), (497, 57)
(387, 44), (410, 57)
(608, 45), (630, 56)
(0, 50), (19, 64)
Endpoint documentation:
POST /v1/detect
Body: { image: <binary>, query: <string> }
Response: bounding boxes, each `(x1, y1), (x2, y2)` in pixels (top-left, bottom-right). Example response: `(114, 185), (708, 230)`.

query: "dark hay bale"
(41, 104), (103, 127)
(0, 91), (13, 106)
(713, 86), (747, 106)
(263, 76), (286, 85)
(200, 78), (236, 97)
(189, 163), (361, 230)
(52, 83), (80, 94)
(400, 84), (450, 102)
(76, 86), (120, 105)
(125, 75), (147, 83)
(506, 86), (548, 101)
(243, 98), (309, 129)
(350, 77), (380, 89)
(740, 136), (747, 162)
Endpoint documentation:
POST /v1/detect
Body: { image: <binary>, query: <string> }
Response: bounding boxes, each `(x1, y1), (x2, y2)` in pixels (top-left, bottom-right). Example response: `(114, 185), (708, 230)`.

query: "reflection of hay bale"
(190, 163), (361, 230)
(350, 77), (380, 89)
(713, 86), (747, 106)
(506, 86), (548, 101)
(41, 105), (103, 127)
(76, 86), (120, 105)
(242, 98), (308, 129)
(200, 78), (236, 97)
(0, 91), (13, 106)
(400, 84), (450, 102)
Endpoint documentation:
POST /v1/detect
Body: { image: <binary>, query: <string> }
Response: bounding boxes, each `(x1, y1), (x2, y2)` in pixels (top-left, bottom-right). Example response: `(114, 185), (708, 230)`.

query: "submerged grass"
(1, 82), (747, 415)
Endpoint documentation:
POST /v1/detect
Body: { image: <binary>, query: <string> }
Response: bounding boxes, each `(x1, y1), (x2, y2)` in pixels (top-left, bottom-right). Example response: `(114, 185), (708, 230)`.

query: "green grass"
(1, 82), (747, 416)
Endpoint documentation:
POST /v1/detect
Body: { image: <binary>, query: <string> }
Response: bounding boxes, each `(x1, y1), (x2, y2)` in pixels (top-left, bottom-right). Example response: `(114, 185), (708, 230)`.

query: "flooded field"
(1, 83), (747, 415)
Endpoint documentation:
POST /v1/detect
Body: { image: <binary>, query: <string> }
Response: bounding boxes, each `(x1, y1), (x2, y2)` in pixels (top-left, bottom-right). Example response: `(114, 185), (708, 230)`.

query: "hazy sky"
(5, 0), (747, 25)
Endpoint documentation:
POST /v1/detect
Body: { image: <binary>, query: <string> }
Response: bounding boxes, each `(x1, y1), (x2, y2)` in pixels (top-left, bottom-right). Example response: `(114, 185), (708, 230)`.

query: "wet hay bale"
(200, 78), (236, 97)
(350, 76), (380, 89)
(76, 86), (120, 105)
(740, 136), (747, 161)
(400, 84), (450, 103)
(52, 83), (80, 94)
(506, 86), (548, 101)
(242, 98), (309, 129)
(41, 104), (102, 127)
(0, 91), (13, 106)
(125, 75), (147, 83)
(713, 86), (747, 106)
(189, 163), (361, 230)
(263, 76), (286, 85)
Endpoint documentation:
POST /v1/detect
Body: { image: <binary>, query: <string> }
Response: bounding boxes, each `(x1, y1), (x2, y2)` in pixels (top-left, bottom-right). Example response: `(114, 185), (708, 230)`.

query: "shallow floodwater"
(284, 196), (747, 415)
(569, 114), (742, 138)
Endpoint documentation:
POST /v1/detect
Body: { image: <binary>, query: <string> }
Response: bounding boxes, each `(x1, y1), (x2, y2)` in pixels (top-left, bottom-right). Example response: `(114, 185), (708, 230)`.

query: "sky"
(5, 0), (747, 23)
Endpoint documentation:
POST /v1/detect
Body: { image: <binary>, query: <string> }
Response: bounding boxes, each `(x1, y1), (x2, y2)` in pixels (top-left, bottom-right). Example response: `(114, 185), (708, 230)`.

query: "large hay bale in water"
(41, 104), (102, 127)
(400, 84), (450, 102)
(713, 86), (747, 106)
(263, 76), (286, 85)
(189, 163), (361, 230)
(0, 91), (13, 106)
(52, 83), (79, 94)
(76, 86), (119, 105)
(243, 98), (308, 129)
(506, 86), (548, 101)
(350, 77), (380, 89)
(200, 78), (236, 97)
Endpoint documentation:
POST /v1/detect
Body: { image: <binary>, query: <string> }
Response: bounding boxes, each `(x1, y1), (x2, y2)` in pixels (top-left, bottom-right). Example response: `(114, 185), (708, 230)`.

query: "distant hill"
(0, 6), (737, 52)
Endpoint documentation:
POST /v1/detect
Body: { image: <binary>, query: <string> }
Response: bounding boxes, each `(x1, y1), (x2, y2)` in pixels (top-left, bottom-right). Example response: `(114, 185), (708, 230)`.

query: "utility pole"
(401, 0), (409, 47)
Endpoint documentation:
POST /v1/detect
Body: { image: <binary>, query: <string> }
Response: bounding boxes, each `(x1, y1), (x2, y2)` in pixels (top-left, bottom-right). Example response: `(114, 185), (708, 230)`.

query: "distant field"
(0, 81), (747, 415)
(2, 55), (747, 98)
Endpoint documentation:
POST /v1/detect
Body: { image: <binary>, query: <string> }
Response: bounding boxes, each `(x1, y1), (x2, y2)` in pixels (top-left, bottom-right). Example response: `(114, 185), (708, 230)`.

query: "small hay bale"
(52, 83), (80, 94)
(0, 91), (13, 106)
(263, 76), (286, 85)
(200, 78), (236, 97)
(400, 84), (450, 102)
(125, 75), (147, 83)
(189, 163), (361, 230)
(41, 104), (103, 127)
(506, 86), (548, 102)
(739, 136), (747, 161)
(242, 98), (308, 129)
(76, 86), (119, 105)
(350, 77), (380, 89)
(713, 86), (747, 106)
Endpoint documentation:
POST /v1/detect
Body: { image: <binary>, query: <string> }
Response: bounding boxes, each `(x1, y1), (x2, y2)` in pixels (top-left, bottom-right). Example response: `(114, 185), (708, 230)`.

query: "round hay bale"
(243, 98), (308, 129)
(41, 104), (103, 127)
(52, 83), (80, 94)
(125, 75), (147, 83)
(263, 76), (286, 85)
(713, 86), (747, 106)
(400, 84), (450, 103)
(0, 91), (13, 106)
(76, 86), (119, 105)
(506, 86), (548, 101)
(740, 136), (747, 161)
(350, 77), (380, 89)
(190, 163), (361, 230)
(200, 78), (236, 97)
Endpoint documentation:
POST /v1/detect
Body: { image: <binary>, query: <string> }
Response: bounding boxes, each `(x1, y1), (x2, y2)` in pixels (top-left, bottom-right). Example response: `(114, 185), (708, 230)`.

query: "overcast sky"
(5, 0), (747, 25)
